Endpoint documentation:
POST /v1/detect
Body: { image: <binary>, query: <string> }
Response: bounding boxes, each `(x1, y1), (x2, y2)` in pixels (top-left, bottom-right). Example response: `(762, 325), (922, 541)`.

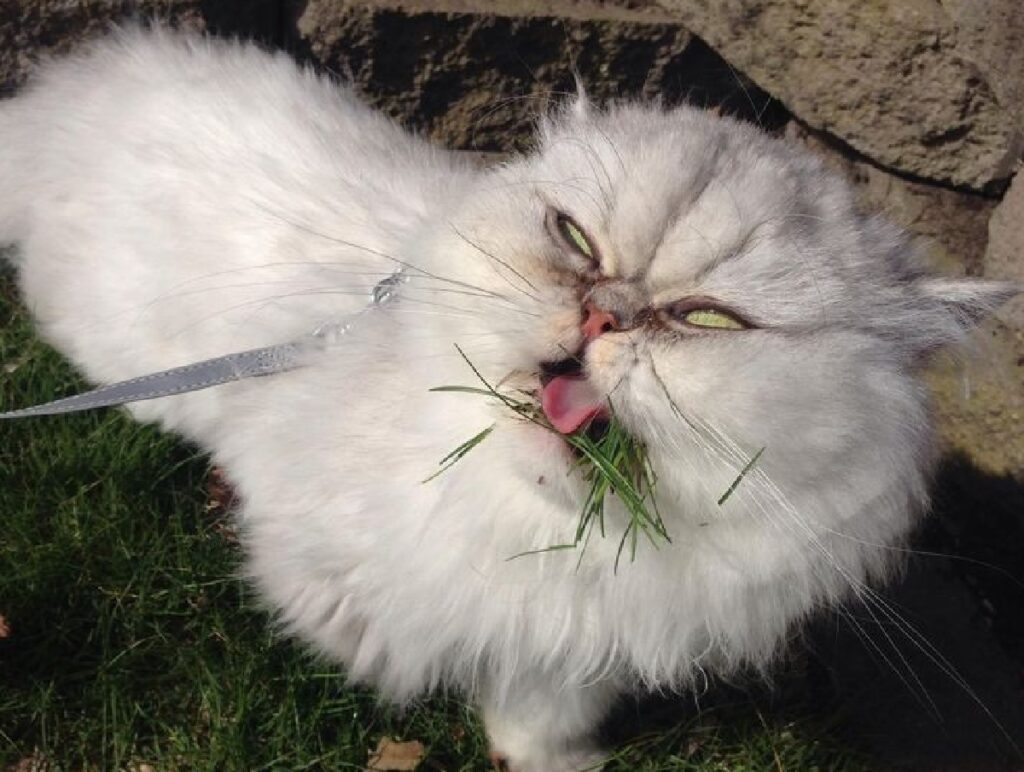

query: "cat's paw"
(481, 678), (619, 772)
(488, 744), (607, 772)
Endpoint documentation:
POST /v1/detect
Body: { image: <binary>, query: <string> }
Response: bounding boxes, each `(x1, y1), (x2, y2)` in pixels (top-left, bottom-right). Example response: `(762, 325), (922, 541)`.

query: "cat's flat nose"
(581, 302), (619, 340)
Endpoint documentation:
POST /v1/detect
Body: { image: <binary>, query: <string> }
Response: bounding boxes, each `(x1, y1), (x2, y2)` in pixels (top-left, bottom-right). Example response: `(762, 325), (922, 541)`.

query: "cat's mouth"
(539, 358), (610, 442)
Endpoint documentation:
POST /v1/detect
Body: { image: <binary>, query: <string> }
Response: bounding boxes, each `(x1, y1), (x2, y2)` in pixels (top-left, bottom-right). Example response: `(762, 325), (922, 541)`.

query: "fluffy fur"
(0, 28), (1015, 771)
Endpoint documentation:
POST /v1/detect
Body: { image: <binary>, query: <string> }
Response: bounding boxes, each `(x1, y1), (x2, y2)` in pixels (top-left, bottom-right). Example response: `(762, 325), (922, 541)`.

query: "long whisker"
(134, 278), (515, 306)
(591, 121), (627, 177)
(832, 600), (940, 717)
(477, 176), (611, 218)
(467, 90), (575, 150)
(154, 287), (505, 340)
(249, 201), (509, 300)
(543, 135), (614, 214)
(746, 464), (1018, 751)
(811, 531), (1024, 593)
(446, 222), (540, 301)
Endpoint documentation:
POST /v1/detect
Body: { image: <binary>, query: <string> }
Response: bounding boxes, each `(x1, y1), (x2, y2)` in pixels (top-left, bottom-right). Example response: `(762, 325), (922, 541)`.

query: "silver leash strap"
(0, 340), (306, 419)
(0, 269), (407, 419)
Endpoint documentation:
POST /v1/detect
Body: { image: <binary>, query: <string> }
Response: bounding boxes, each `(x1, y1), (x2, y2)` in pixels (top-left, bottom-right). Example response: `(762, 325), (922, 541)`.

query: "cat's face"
(419, 100), (1013, 533)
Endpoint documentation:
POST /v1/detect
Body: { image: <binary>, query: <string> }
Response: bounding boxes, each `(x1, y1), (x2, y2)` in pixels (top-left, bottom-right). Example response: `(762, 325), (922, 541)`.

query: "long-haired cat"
(0, 27), (1016, 771)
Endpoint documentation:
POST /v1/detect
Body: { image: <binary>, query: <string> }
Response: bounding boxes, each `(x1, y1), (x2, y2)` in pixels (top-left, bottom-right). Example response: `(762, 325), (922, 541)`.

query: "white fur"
(0, 28), (1014, 771)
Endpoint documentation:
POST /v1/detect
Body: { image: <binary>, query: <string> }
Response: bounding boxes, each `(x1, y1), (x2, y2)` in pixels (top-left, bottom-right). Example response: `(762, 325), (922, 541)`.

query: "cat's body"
(0, 29), (1014, 771)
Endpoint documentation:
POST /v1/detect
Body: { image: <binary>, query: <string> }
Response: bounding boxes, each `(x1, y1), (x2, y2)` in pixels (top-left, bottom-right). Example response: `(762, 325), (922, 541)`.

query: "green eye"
(556, 214), (597, 261)
(679, 308), (747, 331)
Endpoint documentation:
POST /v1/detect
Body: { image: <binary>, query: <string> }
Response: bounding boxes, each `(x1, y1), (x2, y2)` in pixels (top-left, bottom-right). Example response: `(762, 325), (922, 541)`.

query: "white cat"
(0, 27), (1015, 771)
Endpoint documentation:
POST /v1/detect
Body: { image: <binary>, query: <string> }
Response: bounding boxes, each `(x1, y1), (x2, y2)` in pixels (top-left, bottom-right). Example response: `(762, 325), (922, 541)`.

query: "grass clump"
(429, 346), (669, 568)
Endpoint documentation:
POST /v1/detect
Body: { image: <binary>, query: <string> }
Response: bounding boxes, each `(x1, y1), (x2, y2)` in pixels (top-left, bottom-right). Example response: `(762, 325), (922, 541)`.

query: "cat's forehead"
(537, 104), (851, 292)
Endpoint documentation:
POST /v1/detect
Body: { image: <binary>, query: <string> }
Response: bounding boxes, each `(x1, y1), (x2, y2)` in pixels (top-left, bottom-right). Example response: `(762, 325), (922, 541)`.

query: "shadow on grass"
(811, 453), (1024, 772)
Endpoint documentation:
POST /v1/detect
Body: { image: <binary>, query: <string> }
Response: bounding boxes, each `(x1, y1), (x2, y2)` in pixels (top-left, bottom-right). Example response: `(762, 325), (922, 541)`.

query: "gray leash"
(0, 270), (406, 420)
(0, 340), (308, 419)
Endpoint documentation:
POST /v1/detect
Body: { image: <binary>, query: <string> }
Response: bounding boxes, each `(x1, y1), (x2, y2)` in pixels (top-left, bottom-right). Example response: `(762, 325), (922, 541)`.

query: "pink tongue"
(540, 376), (609, 435)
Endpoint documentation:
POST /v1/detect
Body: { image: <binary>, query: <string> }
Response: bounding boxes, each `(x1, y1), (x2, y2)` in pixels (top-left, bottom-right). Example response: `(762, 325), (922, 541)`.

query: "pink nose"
(581, 302), (618, 340)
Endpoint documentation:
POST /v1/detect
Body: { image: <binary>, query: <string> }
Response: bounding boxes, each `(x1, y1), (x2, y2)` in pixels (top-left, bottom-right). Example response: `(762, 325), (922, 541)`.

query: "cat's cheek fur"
(587, 329), (930, 589)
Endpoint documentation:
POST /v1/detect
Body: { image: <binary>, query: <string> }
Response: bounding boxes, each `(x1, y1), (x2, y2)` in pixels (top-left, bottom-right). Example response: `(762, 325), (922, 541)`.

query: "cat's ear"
(911, 276), (1019, 352)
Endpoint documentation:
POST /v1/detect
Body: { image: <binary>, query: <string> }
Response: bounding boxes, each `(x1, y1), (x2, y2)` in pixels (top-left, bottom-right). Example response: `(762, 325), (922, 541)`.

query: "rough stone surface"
(945, 167), (1024, 477)
(654, 0), (1024, 190)
(985, 167), (1024, 329)
(8, 0), (1023, 192)
(0, 0), (280, 93)
(927, 323), (1024, 478)
(942, 0), (1024, 133)
(338, 0), (676, 23)
(785, 124), (996, 277)
(289, 1), (787, 153)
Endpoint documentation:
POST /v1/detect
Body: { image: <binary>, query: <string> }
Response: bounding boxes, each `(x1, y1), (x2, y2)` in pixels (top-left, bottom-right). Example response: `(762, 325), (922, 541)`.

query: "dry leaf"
(204, 466), (239, 542)
(366, 737), (425, 771)
(8, 751), (48, 771)
(685, 737), (704, 758)
(205, 466), (237, 513)
(0, 615), (10, 639)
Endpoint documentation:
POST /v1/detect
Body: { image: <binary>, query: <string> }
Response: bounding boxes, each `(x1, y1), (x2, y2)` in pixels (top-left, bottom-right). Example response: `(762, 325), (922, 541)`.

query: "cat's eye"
(553, 212), (598, 264)
(666, 302), (750, 331)
(683, 309), (746, 330)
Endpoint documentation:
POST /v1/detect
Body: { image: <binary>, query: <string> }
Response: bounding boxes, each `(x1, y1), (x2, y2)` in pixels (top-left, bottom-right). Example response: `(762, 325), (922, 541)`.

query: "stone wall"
(1, 0), (1022, 476)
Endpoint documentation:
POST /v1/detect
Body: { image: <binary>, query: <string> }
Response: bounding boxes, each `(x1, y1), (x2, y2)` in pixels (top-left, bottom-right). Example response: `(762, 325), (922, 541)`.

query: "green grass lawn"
(0, 259), (876, 771)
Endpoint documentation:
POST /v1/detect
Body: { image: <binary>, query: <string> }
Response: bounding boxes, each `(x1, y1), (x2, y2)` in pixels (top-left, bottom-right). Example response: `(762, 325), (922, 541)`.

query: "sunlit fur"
(0, 29), (1015, 771)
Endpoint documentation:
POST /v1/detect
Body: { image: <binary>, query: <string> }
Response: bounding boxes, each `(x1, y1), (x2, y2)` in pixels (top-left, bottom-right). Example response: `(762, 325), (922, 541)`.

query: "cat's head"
(417, 98), (1016, 547)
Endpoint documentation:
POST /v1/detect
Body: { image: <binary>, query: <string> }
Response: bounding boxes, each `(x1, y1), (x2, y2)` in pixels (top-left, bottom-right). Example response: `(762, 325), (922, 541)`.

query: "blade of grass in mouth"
(427, 345), (668, 568)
